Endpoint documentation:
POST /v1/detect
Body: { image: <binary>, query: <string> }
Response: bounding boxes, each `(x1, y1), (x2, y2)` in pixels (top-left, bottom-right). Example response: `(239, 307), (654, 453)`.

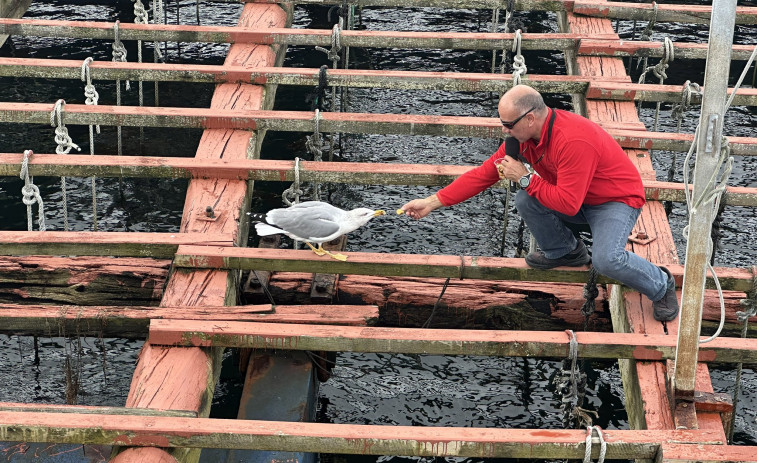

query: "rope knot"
(315, 24), (342, 66)
(50, 100), (81, 155)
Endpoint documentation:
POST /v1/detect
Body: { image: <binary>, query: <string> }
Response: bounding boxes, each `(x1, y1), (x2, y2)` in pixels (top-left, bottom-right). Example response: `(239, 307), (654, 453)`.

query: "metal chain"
(134, 0), (148, 110)
(581, 267), (599, 331)
(305, 110), (324, 201)
(511, 29), (527, 86)
(81, 58), (100, 231)
(50, 99), (81, 232)
(112, 21), (129, 157)
(19, 150), (46, 232)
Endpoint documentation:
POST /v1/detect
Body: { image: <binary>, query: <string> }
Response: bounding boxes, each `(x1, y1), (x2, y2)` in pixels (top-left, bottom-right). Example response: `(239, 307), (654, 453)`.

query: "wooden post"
(673, 0), (737, 414)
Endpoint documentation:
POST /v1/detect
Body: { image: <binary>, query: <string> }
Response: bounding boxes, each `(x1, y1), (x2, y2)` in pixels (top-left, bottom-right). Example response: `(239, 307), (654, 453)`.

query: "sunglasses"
(500, 106), (536, 130)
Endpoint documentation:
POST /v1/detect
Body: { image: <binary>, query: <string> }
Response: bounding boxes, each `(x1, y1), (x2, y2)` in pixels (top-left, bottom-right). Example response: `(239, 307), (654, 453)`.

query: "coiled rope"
(112, 21), (130, 157)
(665, 80), (701, 216)
(133, 0), (148, 119)
(19, 150), (46, 232)
(282, 157), (303, 207)
(511, 29), (527, 86)
(638, 36), (674, 162)
(583, 426), (607, 463)
(686, 44), (757, 344)
(50, 99), (81, 232)
(81, 57), (100, 231)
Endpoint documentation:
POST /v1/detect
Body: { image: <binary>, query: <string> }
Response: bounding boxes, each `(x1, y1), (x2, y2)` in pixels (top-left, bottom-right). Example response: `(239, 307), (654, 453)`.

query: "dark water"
(1, 1), (756, 461)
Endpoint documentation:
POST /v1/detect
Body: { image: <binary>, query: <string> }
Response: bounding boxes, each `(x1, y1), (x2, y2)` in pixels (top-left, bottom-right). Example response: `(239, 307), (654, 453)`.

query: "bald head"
(499, 84), (546, 114)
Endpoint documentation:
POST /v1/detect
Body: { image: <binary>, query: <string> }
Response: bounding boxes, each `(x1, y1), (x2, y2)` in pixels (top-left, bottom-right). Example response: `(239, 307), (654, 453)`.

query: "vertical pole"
(673, 0), (736, 403)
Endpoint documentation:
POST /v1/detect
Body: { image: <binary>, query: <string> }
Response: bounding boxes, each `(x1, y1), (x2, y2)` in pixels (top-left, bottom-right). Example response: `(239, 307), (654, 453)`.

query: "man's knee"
(592, 250), (626, 276)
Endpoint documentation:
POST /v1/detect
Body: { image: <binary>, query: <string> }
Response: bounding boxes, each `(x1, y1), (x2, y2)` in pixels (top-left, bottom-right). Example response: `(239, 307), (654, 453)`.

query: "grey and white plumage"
(250, 201), (385, 260)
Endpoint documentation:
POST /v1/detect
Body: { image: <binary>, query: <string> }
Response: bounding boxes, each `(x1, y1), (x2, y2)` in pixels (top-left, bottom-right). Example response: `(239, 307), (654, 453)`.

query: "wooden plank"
(172, 246), (756, 293)
(2, 105), (756, 154)
(0, 19), (598, 50)
(3, 155), (757, 206)
(660, 443), (757, 463)
(579, 39), (757, 62)
(587, 81), (757, 106)
(0, 231), (231, 258)
(0, 0), (32, 47)
(573, 1), (757, 25)
(0, 58), (629, 92)
(0, 411), (725, 457)
(147, 319), (757, 364)
(0, 304), (378, 337)
(0, 402), (197, 418)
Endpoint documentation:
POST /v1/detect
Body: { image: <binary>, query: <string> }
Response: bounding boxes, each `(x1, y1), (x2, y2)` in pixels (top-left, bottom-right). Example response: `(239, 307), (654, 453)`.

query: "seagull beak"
(374, 210), (386, 217)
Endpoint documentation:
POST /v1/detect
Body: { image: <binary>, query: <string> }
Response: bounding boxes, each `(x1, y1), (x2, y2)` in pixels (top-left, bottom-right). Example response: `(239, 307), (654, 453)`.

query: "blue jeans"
(514, 190), (668, 301)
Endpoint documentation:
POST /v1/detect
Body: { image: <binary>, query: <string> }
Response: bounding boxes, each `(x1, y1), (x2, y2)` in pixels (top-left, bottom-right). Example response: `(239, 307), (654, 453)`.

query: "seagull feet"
(306, 243), (349, 261)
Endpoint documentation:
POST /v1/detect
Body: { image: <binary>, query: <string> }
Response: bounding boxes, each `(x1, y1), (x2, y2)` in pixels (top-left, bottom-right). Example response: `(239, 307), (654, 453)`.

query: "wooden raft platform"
(1, 0), (756, 462)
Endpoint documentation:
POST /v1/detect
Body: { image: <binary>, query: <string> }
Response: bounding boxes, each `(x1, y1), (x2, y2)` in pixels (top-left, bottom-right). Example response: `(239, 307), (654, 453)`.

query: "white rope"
(282, 157), (303, 207)
(50, 99), (81, 232)
(583, 426), (607, 463)
(19, 150), (46, 232)
(81, 57), (100, 231)
(511, 29), (527, 86)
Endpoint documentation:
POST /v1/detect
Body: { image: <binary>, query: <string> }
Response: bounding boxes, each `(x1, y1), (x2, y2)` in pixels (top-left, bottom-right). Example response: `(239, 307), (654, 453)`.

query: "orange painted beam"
(172, 246), (756, 292)
(0, 410), (725, 457)
(0, 304), (378, 335)
(661, 443), (757, 462)
(0, 57), (629, 90)
(572, 1), (757, 24)
(0, 18), (609, 49)
(147, 319), (757, 363)
(579, 39), (757, 61)
(2, 104), (756, 154)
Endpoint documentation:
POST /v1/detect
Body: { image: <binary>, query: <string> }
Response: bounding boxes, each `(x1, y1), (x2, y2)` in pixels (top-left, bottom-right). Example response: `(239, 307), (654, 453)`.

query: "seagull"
(249, 201), (386, 261)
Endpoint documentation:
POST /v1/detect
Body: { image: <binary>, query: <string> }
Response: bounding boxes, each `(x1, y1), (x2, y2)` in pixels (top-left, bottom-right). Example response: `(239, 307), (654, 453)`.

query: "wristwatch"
(518, 172), (532, 189)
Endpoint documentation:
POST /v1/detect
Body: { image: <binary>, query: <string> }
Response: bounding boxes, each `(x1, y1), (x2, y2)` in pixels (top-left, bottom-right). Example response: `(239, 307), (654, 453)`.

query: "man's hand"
(495, 155), (530, 182)
(400, 194), (443, 219)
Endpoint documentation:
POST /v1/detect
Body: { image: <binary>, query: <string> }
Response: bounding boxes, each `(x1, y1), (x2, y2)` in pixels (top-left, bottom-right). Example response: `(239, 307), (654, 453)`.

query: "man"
(400, 84), (679, 322)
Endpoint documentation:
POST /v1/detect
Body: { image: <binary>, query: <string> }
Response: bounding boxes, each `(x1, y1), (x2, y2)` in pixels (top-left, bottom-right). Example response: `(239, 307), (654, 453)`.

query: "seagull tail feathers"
(255, 222), (284, 237)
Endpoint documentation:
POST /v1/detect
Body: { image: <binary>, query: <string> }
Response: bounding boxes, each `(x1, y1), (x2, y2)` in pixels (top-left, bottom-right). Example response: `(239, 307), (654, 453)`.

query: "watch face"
(519, 174), (530, 188)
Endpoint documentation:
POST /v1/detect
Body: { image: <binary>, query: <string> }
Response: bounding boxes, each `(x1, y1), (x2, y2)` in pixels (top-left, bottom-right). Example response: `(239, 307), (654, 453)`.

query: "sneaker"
(653, 266), (679, 322)
(525, 240), (591, 270)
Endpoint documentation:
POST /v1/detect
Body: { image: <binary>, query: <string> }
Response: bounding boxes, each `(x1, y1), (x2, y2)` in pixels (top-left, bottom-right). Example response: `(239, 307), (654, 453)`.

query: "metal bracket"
(705, 114), (719, 153)
(628, 230), (657, 245)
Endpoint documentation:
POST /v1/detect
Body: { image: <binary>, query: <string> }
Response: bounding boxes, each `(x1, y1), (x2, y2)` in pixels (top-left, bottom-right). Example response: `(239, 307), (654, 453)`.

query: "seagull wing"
(267, 201), (344, 242)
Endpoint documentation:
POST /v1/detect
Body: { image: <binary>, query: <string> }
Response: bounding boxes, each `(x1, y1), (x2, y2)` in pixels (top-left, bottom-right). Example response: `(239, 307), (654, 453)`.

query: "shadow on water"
(1, 1), (756, 461)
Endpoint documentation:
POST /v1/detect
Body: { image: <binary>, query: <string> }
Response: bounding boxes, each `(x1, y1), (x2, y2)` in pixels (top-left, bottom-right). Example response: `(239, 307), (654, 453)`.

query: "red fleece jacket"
(437, 108), (646, 216)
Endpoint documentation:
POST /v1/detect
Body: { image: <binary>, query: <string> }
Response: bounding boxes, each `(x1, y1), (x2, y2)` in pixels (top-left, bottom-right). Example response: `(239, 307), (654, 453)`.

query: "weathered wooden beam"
(660, 443), (757, 463)
(148, 319), (757, 364)
(0, 231), (231, 258)
(3, 155), (757, 206)
(0, 402), (197, 418)
(173, 247), (756, 293)
(587, 81), (757, 107)
(244, 0), (567, 10)
(0, 0), (32, 48)
(0, 304), (378, 337)
(0, 19), (593, 50)
(0, 411), (724, 457)
(0, 256), (169, 306)
(2, 104), (757, 154)
(573, 1), (757, 25)
(0, 58), (628, 93)
(579, 39), (757, 62)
